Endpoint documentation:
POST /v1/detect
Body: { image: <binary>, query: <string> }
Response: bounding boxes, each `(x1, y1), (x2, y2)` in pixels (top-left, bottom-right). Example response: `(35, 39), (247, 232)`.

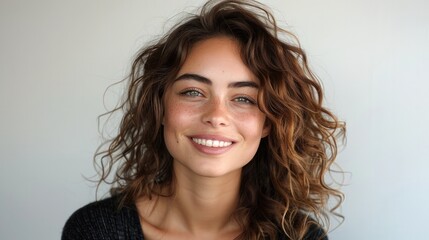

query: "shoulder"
(61, 195), (143, 240)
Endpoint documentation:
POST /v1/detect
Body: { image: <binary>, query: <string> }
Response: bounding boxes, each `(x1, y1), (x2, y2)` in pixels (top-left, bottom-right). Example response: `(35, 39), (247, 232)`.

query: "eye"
(233, 96), (256, 105)
(180, 88), (203, 97)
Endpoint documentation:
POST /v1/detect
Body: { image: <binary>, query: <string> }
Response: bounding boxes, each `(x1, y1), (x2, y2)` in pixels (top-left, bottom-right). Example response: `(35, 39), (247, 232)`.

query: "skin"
(136, 36), (270, 240)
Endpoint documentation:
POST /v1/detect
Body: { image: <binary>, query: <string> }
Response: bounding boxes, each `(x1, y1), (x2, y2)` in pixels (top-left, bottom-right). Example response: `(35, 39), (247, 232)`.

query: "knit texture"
(62, 196), (327, 239)
(62, 196), (143, 240)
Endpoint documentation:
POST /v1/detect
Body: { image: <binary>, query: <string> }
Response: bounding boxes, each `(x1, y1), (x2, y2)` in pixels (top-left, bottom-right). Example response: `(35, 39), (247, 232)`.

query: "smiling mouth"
(191, 138), (233, 148)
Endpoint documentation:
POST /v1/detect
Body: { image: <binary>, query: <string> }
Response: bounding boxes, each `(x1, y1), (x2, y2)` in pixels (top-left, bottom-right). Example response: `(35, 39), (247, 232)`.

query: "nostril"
(202, 113), (229, 127)
(201, 99), (231, 127)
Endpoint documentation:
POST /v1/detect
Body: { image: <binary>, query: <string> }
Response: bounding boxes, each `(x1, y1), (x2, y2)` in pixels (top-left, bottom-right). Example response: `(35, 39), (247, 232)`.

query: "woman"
(62, 0), (345, 239)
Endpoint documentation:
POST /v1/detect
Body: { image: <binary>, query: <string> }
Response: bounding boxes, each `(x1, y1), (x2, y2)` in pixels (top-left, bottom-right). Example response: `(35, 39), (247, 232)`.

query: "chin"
(192, 165), (244, 179)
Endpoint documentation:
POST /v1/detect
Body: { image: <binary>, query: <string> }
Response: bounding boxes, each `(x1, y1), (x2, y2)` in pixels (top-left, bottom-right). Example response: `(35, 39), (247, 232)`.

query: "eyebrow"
(175, 73), (259, 89)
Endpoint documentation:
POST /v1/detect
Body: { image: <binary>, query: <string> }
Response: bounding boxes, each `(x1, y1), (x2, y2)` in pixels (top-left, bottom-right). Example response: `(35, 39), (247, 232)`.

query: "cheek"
(164, 101), (196, 126)
(233, 111), (267, 136)
(163, 103), (181, 154)
(163, 100), (201, 142)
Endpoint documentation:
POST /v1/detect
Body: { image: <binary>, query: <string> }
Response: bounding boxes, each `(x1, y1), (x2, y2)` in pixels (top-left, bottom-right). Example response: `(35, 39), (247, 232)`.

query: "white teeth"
(192, 138), (232, 147)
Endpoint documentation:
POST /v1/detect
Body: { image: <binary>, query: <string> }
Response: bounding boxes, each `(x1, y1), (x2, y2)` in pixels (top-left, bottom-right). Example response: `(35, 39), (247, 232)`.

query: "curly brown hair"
(95, 0), (345, 239)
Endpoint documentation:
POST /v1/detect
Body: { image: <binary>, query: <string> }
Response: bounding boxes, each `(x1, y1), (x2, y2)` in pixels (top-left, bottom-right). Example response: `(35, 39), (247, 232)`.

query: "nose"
(201, 98), (230, 127)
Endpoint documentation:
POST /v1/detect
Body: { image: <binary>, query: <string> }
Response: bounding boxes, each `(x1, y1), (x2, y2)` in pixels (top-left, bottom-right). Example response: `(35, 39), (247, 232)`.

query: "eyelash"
(179, 89), (256, 105)
(233, 96), (256, 105)
(180, 88), (203, 97)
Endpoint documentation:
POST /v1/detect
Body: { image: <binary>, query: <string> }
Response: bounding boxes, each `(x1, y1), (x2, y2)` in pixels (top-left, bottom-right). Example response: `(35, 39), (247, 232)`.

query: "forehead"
(176, 37), (258, 85)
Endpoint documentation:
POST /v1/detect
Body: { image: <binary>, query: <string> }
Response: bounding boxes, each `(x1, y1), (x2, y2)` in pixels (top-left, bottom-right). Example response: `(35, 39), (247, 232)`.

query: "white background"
(1, 0), (428, 239)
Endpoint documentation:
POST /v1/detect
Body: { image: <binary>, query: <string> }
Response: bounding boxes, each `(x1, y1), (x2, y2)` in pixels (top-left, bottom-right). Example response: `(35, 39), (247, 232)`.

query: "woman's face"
(163, 37), (270, 179)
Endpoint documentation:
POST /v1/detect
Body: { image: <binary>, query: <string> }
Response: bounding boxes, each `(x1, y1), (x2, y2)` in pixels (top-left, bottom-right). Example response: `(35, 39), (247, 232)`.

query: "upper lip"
(188, 134), (236, 143)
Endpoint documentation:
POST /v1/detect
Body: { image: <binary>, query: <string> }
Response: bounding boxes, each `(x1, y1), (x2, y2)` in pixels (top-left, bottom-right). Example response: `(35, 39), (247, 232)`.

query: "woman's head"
(98, 0), (345, 238)
(163, 36), (270, 180)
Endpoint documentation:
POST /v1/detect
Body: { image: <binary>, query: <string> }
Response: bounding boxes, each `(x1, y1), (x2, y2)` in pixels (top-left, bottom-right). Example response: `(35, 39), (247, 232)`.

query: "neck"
(136, 162), (244, 239)
(166, 162), (242, 236)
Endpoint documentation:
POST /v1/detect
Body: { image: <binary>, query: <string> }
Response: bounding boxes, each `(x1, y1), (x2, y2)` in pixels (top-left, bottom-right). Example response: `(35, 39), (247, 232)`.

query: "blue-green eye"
(181, 89), (203, 97)
(234, 96), (256, 105)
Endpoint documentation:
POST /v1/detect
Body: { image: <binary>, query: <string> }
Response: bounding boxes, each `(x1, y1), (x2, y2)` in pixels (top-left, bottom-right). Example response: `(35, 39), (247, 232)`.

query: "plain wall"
(1, 0), (428, 239)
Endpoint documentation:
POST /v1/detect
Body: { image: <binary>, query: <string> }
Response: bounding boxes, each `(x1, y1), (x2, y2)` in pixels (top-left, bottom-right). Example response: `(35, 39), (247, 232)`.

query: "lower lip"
(189, 138), (234, 155)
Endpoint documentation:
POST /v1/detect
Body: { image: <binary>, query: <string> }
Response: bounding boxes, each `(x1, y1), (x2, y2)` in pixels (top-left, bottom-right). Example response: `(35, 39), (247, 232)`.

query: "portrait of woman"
(4, 0), (429, 239)
(61, 0), (345, 239)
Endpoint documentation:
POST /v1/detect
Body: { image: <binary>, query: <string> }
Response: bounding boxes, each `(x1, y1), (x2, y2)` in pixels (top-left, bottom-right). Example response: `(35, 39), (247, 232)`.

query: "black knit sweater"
(62, 196), (142, 239)
(62, 196), (327, 239)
